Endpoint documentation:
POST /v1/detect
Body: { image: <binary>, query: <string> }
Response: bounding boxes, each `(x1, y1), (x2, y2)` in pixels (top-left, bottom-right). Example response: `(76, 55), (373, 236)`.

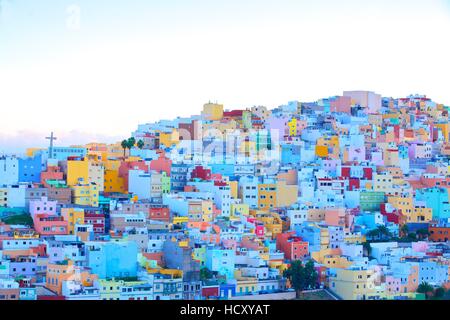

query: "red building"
(380, 203), (403, 224)
(348, 178), (360, 191)
(201, 285), (220, 299)
(84, 213), (106, 234)
(191, 166), (212, 181)
(149, 206), (170, 222)
(276, 231), (309, 261)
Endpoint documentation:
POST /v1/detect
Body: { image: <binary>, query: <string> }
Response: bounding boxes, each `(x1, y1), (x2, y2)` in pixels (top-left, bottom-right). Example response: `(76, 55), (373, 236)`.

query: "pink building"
(149, 152), (172, 176)
(34, 214), (68, 236)
(343, 91), (381, 114)
(40, 165), (64, 188)
(29, 197), (57, 219)
(255, 224), (265, 238)
(325, 208), (346, 227)
(330, 96), (352, 114)
(385, 275), (402, 295)
(412, 241), (429, 253)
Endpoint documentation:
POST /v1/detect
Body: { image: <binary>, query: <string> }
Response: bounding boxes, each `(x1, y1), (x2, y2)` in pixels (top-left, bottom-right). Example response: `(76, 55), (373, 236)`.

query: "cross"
(46, 132), (57, 158)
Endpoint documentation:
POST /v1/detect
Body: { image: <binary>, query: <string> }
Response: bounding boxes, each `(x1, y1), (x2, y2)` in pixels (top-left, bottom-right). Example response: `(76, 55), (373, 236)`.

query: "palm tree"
(127, 137), (136, 153)
(417, 282), (434, 298)
(366, 229), (380, 241)
(400, 224), (409, 238)
(376, 225), (391, 240)
(417, 228), (430, 240)
(121, 139), (128, 158)
(137, 139), (144, 149)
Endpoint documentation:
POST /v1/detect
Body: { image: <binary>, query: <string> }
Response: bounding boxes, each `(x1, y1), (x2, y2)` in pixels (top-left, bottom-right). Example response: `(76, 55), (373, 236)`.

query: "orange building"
(45, 260), (98, 295)
(276, 231), (309, 260)
(429, 223), (450, 242)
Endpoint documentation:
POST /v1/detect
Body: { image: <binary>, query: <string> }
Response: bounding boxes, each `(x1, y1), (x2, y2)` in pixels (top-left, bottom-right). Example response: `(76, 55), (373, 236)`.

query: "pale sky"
(1, 0), (450, 153)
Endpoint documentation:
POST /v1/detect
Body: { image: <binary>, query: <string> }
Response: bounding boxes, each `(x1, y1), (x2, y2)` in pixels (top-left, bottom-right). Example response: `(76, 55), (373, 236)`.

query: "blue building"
(18, 154), (43, 183)
(294, 222), (321, 252)
(46, 146), (87, 161)
(205, 246), (236, 280)
(210, 163), (235, 177)
(86, 241), (138, 279)
(418, 261), (449, 286)
(281, 144), (301, 166)
(171, 163), (191, 192)
(219, 283), (236, 299)
(415, 187), (450, 219)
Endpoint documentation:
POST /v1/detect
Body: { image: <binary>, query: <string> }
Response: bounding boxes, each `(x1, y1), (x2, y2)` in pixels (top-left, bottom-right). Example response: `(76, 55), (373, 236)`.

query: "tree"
(363, 241), (372, 257)
(137, 139), (145, 149)
(200, 268), (214, 281)
(433, 287), (446, 300)
(417, 282), (434, 298)
(121, 139), (128, 158)
(366, 229), (380, 241)
(283, 260), (318, 299)
(127, 137), (136, 152)
(400, 224), (409, 238)
(416, 228), (430, 240)
(376, 225), (391, 240)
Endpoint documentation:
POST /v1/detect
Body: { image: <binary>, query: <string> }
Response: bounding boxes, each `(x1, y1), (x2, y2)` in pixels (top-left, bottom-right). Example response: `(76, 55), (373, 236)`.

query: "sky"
(0, 0), (450, 154)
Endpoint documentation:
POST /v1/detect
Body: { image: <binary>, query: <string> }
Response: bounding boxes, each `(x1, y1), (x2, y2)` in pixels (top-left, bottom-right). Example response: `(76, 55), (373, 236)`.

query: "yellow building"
(99, 279), (124, 300)
(98, 279), (150, 300)
(255, 212), (282, 239)
(287, 117), (298, 136)
(67, 158), (104, 192)
(410, 205), (433, 223)
(373, 172), (394, 194)
(228, 181), (238, 199)
(230, 203), (249, 221)
(330, 268), (378, 300)
(344, 230), (365, 244)
(67, 158), (89, 186)
(61, 208), (85, 235)
(202, 102), (224, 121)
(258, 181), (298, 211)
(173, 216), (189, 225)
(320, 227), (330, 250)
(312, 249), (353, 269)
(388, 196), (413, 216)
(159, 129), (180, 148)
(235, 278), (259, 296)
(202, 200), (213, 222)
(72, 182), (99, 207)
(258, 183), (277, 211)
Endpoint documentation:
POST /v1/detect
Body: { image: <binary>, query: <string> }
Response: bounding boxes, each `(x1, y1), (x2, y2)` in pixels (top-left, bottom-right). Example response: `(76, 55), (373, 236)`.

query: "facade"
(1, 92), (450, 300)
